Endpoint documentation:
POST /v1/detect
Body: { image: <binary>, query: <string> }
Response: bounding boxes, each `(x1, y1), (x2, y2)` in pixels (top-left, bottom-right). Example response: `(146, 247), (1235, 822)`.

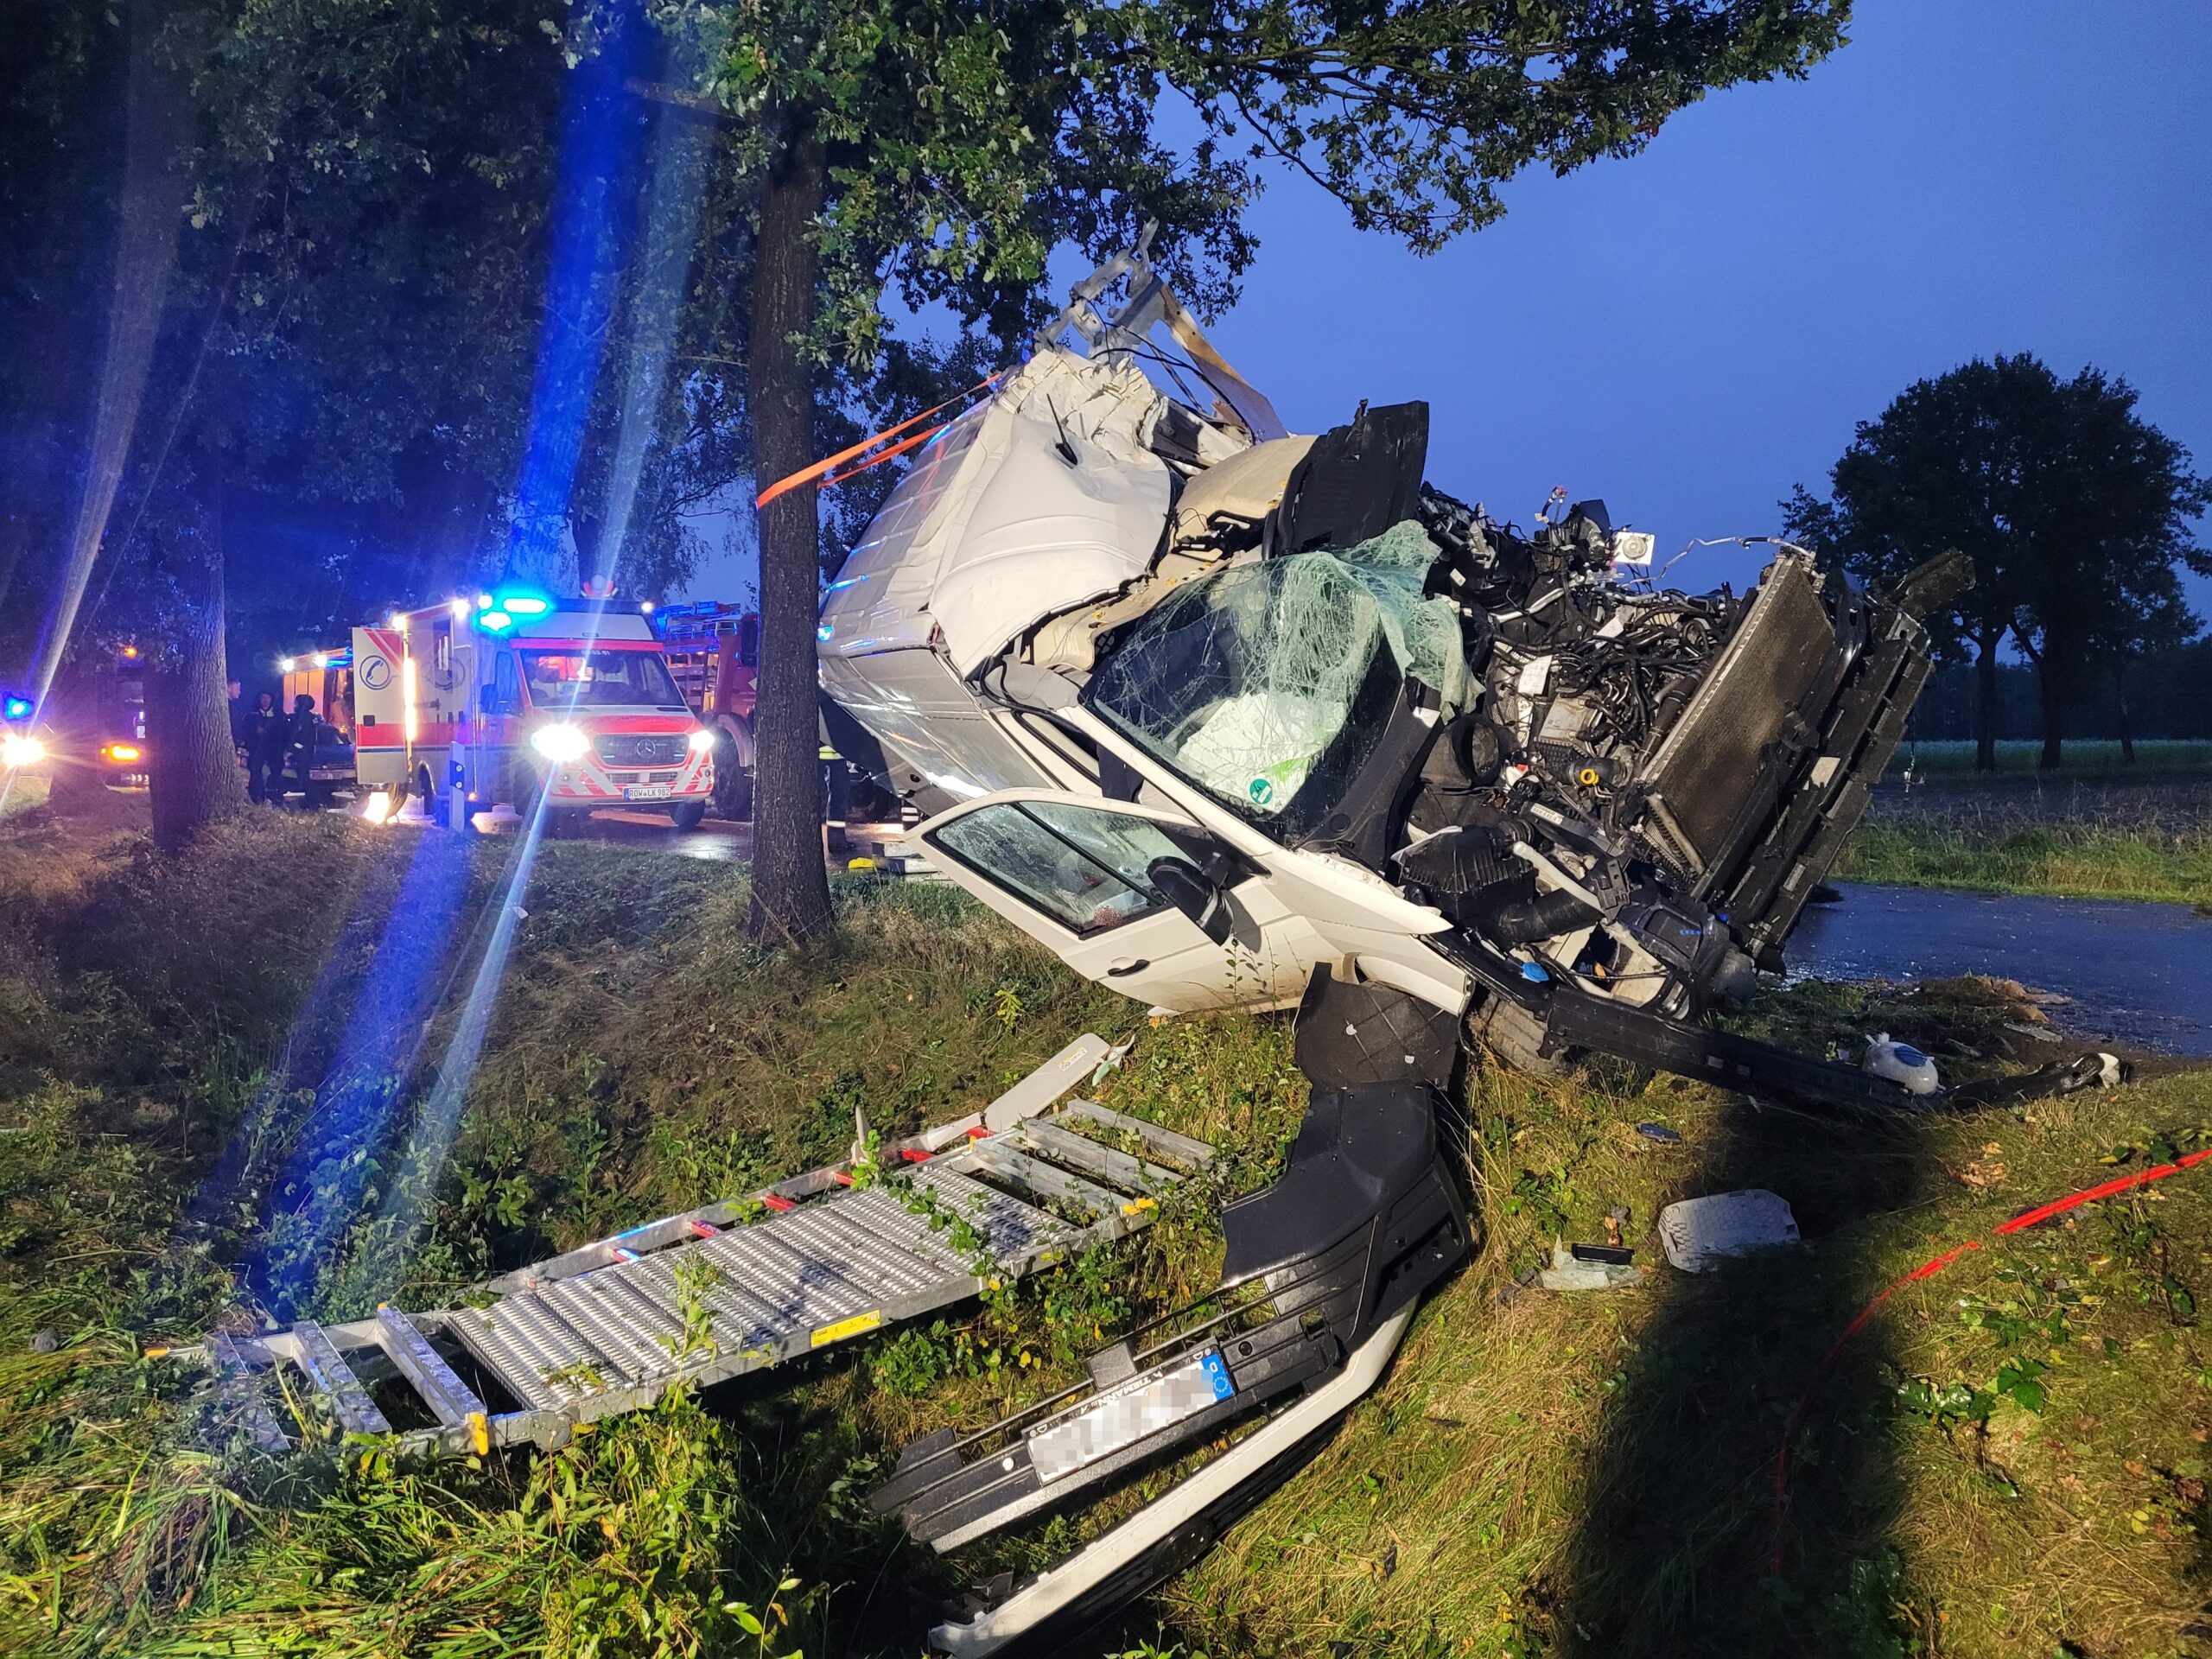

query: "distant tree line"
(1909, 642), (2212, 748)
(1787, 353), (2209, 771)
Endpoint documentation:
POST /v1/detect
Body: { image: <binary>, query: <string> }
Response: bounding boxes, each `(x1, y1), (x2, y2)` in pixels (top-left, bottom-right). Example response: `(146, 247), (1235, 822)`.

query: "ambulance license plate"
(626, 783), (673, 801)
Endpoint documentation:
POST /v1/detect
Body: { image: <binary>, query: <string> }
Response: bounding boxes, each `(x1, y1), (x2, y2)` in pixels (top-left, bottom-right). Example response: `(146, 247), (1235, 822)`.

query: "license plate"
(625, 783), (673, 801)
(1026, 1348), (1235, 1484)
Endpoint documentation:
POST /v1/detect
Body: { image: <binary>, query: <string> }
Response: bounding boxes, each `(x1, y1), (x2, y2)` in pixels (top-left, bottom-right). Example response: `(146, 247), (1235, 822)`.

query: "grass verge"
(1840, 814), (2212, 908)
(1, 802), (2209, 1656)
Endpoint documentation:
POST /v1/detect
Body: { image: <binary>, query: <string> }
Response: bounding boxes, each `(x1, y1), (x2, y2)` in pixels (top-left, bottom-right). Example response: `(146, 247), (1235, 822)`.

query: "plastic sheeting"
(1085, 522), (1467, 825)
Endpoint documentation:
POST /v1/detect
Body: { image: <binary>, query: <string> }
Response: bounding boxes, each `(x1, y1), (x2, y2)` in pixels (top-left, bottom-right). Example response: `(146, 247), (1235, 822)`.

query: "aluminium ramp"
(181, 1033), (1214, 1461)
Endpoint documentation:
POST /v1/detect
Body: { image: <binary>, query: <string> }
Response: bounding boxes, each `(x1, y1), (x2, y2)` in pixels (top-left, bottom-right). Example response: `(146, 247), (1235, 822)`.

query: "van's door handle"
(1106, 957), (1149, 976)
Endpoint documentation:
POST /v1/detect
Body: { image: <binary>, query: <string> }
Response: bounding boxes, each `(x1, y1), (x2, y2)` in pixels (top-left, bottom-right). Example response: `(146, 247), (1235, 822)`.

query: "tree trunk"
(2035, 658), (2064, 771)
(2114, 658), (2135, 764)
(147, 468), (245, 851)
(745, 111), (833, 946)
(1974, 632), (2000, 772)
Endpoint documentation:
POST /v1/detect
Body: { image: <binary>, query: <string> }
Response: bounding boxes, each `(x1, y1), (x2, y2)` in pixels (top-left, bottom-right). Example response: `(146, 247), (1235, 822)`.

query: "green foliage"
(657, 0), (1850, 365)
(1816, 1551), (1927, 1659)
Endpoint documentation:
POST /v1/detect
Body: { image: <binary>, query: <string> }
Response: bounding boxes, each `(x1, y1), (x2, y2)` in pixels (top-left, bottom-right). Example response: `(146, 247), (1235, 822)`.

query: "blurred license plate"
(625, 783), (673, 800)
(1026, 1349), (1234, 1484)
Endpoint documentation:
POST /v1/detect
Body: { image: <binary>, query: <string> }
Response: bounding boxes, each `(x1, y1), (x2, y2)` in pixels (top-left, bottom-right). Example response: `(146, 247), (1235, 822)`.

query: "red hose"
(1770, 1144), (2212, 1573)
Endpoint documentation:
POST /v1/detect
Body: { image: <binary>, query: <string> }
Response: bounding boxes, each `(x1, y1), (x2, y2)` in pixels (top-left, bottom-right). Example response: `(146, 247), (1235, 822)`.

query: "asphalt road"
(1790, 881), (2212, 1057)
(531, 807), (912, 870)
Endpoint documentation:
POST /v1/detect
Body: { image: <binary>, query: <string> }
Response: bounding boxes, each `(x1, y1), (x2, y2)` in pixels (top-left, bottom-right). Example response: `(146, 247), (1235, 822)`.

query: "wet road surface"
(1788, 882), (2212, 1056)
(537, 809), (912, 869)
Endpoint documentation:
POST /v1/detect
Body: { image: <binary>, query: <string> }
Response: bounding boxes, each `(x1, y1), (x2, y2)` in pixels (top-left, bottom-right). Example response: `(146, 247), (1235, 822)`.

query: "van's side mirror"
(480, 684), (501, 715)
(1147, 855), (1230, 944)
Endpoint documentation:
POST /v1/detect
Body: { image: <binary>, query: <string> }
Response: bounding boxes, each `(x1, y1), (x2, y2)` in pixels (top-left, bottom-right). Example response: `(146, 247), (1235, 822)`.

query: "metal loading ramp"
(175, 1034), (1215, 1460)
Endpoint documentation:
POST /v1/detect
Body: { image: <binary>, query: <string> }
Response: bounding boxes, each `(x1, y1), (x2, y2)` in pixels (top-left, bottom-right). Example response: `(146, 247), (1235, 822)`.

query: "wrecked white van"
(824, 241), (2103, 1654)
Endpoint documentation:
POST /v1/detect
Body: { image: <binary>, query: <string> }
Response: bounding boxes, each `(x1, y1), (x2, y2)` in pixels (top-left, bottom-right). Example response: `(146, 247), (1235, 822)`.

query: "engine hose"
(1770, 1142), (2212, 1574)
(1485, 887), (1600, 945)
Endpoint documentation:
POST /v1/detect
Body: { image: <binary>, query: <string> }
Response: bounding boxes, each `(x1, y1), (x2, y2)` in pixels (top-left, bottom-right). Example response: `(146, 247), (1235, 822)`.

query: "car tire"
(715, 760), (753, 823)
(669, 800), (707, 832)
(1467, 991), (1566, 1077)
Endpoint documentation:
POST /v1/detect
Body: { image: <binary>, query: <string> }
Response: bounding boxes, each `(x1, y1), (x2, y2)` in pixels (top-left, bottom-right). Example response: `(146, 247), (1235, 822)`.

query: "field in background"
(1885, 740), (2212, 779)
(0, 805), (2209, 1656)
(1842, 757), (2212, 908)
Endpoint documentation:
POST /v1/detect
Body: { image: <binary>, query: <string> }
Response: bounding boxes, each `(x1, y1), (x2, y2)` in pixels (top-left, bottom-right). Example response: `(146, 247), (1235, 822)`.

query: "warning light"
(2, 696), (31, 721)
(104, 742), (143, 763)
(479, 611), (514, 633)
(120, 645), (139, 659)
(278, 658), (295, 673)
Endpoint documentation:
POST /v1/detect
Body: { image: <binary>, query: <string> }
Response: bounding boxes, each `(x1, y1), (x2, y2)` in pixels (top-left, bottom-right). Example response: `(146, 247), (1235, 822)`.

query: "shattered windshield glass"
(1083, 523), (1466, 837)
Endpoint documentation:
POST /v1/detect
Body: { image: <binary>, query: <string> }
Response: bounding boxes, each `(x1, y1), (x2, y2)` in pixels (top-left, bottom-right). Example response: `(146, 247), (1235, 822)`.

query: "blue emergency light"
(478, 611), (514, 633)
(2, 696), (32, 721)
(497, 588), (550, 616)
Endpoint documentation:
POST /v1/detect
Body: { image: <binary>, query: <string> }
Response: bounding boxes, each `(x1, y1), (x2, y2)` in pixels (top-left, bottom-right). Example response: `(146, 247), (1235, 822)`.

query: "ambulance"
(353, 591), (715, 830)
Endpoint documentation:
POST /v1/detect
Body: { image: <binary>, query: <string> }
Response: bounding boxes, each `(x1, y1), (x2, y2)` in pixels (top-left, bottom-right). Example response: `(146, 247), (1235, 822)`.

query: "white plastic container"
(1862, 1032), (1939, 1096)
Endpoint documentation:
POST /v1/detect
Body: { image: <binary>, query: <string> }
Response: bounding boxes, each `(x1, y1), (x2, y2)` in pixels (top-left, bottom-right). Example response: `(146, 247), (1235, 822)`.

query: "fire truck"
(353, 591), (715, 830)
(648, 599), (756, 821)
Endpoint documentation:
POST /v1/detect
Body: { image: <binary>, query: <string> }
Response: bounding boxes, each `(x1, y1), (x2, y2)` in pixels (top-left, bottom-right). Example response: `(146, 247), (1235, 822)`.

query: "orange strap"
(754, 373), (1000, 509)
(817, 423), (944, 490)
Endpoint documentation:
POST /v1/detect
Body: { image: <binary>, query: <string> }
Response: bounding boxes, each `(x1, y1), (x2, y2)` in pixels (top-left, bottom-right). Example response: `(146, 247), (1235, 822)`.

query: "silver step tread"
(177, 1034), (1211, 1461)
(291, 1319), (392, 1436)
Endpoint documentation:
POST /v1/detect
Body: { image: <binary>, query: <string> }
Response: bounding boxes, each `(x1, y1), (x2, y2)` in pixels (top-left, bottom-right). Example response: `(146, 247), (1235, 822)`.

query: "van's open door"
(351, 625), (408, 790)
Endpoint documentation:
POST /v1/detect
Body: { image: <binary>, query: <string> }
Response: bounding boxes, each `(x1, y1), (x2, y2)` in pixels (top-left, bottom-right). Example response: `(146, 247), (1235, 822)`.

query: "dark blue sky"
(686, 1), (2212, 629)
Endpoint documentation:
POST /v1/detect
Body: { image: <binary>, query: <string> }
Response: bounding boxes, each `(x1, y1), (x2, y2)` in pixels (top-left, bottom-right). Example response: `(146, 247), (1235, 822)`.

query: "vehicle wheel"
(847, 775), (899, 824)
(669, 800), (707, 832)
(1467, 990), (1566, 1077)
(714, 761), (753, 823)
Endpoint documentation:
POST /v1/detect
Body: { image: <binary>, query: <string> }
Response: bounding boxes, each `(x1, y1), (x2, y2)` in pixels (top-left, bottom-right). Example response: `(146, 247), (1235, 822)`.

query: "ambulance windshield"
(519, 649), (685, 711)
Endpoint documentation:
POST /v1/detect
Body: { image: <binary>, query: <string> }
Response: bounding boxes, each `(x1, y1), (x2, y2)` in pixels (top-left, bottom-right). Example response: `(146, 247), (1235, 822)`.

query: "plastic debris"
(1635, 1122), (1684, 1144)
(1571, 1242), (1633, 1266)
(1657, 1190), (1801, 1273)
(1861, 1032), (1939, 1096)
(1535, 1239), (1643, 1292)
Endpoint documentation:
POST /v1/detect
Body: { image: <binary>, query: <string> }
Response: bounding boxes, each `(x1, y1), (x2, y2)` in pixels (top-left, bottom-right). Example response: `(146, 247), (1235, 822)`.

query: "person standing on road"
(283, 693), (318, 807)
(244, 691), (283, 804)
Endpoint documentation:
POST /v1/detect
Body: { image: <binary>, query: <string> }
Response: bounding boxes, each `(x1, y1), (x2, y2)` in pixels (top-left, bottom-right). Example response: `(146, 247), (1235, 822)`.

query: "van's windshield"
(520, 649), (685, 711)
(1081, 554), (1407, 839)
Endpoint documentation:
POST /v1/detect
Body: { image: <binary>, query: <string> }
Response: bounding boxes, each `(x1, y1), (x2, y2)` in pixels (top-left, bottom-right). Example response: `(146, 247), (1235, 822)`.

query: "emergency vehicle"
(276, 645), (358, 798)
(352, 591), (715, 830)
(648, 599), (757, 820)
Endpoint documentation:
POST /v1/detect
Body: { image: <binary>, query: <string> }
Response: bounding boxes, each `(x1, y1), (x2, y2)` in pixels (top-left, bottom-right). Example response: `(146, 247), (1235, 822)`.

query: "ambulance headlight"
(2, 733), (45, 768)
(687, 728), (716, 754)
(531, 724), (592, 764)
